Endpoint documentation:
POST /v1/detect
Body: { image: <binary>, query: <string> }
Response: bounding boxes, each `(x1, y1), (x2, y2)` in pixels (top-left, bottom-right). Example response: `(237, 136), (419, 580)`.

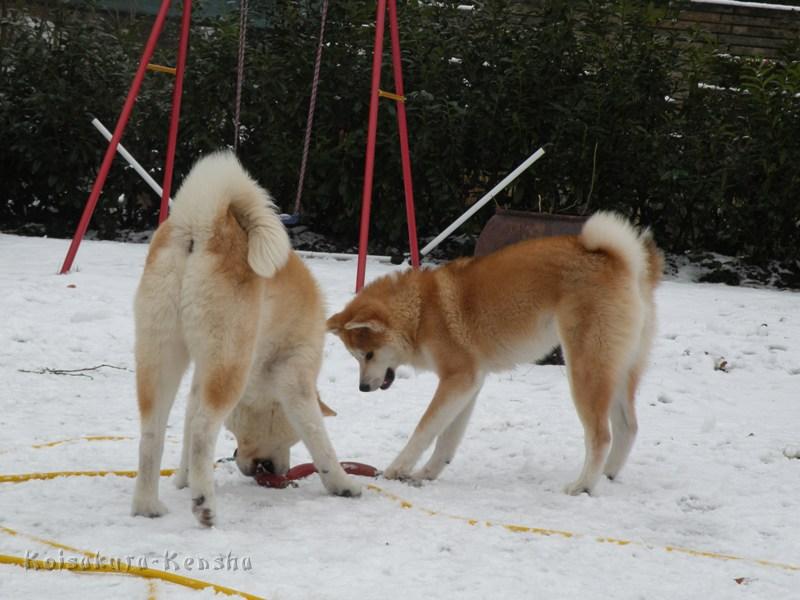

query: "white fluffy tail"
(580, 211), (648, 279)
(168, 150), (291, 278)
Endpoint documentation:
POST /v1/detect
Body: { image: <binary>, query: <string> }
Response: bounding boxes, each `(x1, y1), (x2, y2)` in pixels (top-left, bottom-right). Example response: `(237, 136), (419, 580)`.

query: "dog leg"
(606, 301), (654, 481)
(604, 369), (641, 480)
(131, 340), (188, 517)
(412, 391), (479, 480)
(132, 226), (190, 517)
(563, 367), (613, 496)
(278, 370), (361, 497)
(272, 445), (292, 476)
(188, 363), (250, 527)
(385, 374), (482, 481)
(188, 406), (226, 527)
(174, 374), (201, 490)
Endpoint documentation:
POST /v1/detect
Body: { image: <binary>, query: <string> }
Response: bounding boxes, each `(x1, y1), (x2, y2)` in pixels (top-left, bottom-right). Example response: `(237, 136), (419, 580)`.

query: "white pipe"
(420, 147), (545, 256)
(690, 0), (800, 12)
(295, 250), (394, 263)
(91, 117), (173, 206)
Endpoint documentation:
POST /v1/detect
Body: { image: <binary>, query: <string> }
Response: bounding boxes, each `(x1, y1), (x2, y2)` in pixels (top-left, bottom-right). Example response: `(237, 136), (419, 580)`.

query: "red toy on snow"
(254, 462), (379, 489)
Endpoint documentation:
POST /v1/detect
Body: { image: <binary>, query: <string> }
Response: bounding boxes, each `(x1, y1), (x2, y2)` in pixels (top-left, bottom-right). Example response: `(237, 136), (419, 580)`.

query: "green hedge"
(2, 0), (799, 261)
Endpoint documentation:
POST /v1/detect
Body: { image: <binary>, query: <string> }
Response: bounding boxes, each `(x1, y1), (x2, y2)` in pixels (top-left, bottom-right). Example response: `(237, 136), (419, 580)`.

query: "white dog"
(131, 151), (360, 527)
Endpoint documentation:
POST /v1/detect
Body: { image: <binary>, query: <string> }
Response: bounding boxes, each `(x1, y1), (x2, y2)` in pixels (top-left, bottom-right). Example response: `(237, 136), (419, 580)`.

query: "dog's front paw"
(411, 463), (444, 481)
(192, 495), (216, 527)
(324, 476), (362, 498)
(131, 496), (168, 518)
(383, 462), (413, 481)
(563, 480), (593, 496)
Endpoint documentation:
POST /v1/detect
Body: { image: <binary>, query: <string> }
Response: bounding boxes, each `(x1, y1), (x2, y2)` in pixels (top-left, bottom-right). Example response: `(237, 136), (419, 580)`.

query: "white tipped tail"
(231, 188), (291, 278)
(580, 211), (648, 278)
(168, 151), (291, 278)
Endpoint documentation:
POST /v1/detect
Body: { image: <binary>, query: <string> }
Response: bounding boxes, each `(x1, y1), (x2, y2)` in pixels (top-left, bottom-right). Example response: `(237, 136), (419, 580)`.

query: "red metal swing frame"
(356, 0), (421, 291)
(59, 0), (191, 274)
(61, 0), (419, 288)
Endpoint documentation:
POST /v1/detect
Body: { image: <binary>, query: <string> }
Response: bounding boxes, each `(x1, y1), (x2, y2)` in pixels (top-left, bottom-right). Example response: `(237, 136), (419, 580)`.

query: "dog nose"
(359, 383), (371, 392)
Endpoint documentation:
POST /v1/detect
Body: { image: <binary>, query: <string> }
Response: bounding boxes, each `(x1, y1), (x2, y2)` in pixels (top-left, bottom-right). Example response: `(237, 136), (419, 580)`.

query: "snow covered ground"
(1, 233), (798, 599)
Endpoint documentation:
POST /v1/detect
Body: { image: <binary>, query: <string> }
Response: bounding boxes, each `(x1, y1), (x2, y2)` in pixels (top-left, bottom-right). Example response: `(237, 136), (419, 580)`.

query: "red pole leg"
(387, 0), (419, 268)
(356, 0), (388, 292)
(159, 0), (192, 223)
(59, 0), (173, 274)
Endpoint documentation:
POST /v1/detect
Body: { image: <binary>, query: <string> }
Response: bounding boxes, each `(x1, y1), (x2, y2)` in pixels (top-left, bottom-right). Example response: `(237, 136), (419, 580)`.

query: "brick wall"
(667, 1), (800, 58)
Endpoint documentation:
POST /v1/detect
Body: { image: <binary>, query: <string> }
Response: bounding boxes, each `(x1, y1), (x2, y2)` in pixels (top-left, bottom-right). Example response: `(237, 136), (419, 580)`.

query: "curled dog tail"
(580, 211), (663, 287)
(169, 150), (290, 278)
(639, 228), (664, 289)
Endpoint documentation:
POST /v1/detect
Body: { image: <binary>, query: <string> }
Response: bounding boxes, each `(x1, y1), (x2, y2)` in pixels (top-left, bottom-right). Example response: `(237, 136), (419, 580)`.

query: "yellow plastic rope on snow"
(366, 484), (800, 574)
(31, 435), (134, 449)
(1, 524), (97, 558)
(0, 434), (178, 455)
(1, 463), (798, 576)
(0, 469), (175, 484)
(0, 435), (131, 456)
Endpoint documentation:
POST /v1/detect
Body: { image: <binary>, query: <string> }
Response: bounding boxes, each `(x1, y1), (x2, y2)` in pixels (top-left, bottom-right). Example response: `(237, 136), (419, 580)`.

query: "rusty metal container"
(474, 209), (588, 257)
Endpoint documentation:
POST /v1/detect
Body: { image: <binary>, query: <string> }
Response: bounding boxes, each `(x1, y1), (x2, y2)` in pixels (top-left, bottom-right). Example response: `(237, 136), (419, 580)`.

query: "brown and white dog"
(328, 213), (662, 495)
(131, 151), (360, 527)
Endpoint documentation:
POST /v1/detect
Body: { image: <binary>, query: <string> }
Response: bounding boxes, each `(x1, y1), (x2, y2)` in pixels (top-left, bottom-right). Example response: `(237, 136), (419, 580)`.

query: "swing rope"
(283, 0), (330, 226)
(232, 0), (249, 153)
(232, 0), (328, 225)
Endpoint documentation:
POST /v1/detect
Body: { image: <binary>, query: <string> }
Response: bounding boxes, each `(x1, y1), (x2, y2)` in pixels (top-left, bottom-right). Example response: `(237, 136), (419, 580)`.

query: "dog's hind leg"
(132, 340), (188, 517)
(174, 372), (201, 490)
(605, 298), (654, 481)
(563, 379), (613, 496)
(385, 372), (484, 481)
(560, 339), (615, 496)
(412, 391), (479, 481)
(188, 361), (251, 527)
(132, 230), (189, 518)
(603, 369), (640, 481)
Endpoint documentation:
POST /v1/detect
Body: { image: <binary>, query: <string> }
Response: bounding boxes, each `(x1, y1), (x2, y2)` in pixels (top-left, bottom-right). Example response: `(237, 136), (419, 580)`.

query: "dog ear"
(326, 312), (345, 335)
(317, 395), (337, 418)
(328, 305), (387, 333)
(344, 318), (385, 332)
(344, 304), (388, 332)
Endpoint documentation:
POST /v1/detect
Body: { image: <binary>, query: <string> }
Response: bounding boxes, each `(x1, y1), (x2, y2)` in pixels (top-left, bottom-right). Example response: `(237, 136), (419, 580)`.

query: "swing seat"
(280, 213), (301, 226)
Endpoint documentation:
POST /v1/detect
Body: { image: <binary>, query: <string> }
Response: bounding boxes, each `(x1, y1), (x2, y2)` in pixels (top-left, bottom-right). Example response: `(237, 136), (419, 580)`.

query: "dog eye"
(365, 351), (374, 361)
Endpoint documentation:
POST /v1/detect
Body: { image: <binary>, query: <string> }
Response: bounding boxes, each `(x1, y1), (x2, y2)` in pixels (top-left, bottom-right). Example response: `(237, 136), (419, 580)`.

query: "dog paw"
(131, 497), (168, 518)
(411, 464), (443, 481)
(383, 462), (413, 481)
(173, 469), (188, 490)
(400, 476), (425, 488)
(325, 477), (362, 498)
(563, 480), (592, 496)
(191, 495), (215, 527)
